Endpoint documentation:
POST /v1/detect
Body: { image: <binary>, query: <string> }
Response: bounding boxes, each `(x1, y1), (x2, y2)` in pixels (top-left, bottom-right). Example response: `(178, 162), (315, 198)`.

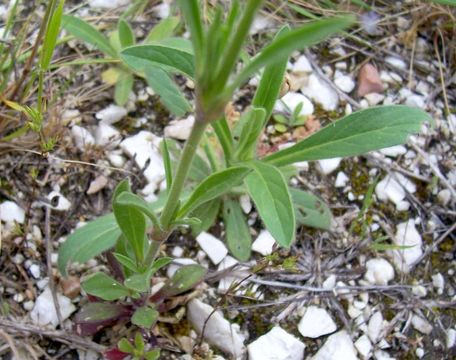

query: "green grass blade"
(40, 0), (65, 70)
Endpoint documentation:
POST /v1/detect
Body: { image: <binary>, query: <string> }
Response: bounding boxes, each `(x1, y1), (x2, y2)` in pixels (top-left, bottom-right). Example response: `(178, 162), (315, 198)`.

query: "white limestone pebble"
(248, 326), (305, 360)
(367, 312), (384, 343)
(432, 273), (444, 293)
(187, 299), (245, 358)
(0, 201), (25, 223)
(446, 328), (456, 348)
(47, 191), (71, 211)
(89, 0), (129, 8)
(375, 173), (416, 211)
(355, 334), (372, 359)
(411, 315), (433, 335)
(95, 104), (127, 124)
(28, 264), (41, 279)
(292, 55), (313, 73)
(196, 232), (228, 265)
(94, 123), (121, 149)
(416, 348), (425, 358)
(274, 92), (314, 116)
(71, 125), (95, 150)
(298, 306), (337, 338)
(86, 175), (108, 195)
(317, 158), (342, 175)
(389, 220), (423, 273)
(385, 56), (407, 70)
(217, 256), (240, 293)
(30, 287), (76, 328)
(239, 194), (252, 214)
(364, 258), (395, 285)
(252, 230), (276, 256)
(166, 258), (197, 278)
(301, 74), (339, 111)
(437, 189), (451, 206)
(312, 330), (358, 360)
(335, 172), (349, 188)
(334, 71), (355, 93)
(164, 116), (195, 140)
(379, 145), (407, 158)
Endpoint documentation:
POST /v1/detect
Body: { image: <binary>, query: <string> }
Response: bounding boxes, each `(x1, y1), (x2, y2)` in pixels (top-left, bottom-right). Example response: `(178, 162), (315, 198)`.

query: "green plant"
(61, 13), (189, 115)
(58, 0), (430, 354)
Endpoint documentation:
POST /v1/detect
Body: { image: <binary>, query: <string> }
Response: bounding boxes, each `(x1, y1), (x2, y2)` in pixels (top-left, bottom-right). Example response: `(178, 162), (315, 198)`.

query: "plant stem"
(159, 119), (208, 229)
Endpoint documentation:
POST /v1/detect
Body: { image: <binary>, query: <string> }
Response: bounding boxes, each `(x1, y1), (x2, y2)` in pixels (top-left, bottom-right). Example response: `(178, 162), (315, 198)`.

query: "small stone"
(86, 175), (108, 195)
(13, 293), (24, 303)
(292, 55), (312, 73)
(301, 74), (339, 111)
(0, 201), (25, 224)
(166, 258), (198, 278)
(196, 232), (228, 265)
(365, 258), (394, 285)
(60, 276), (80, 299)
(334, 71), (355, 93)
(164, 116), (195, 140)
(171, 246), (184, 258)
(364, 93), (385, 106)
(71, 125), (95, 150)
(274, 92), (314, 116)
(239, 194), (252, 214)
(252, 230), (276, 256)
(367, 312), (383, 342)
(88, 0), (130, 9)
(12, 254), (24, 264)
(355, 335), (372, 359)
(357, 63), (383, 97)
(313, 330), (357, 360)
(416, 348), (424, 358)
(412, 284), (427, 298)
(248, 326), (305, 360)
(411, 315), (433, 335)
(298, 306), (337, 338)
(323, 275), (337, 289)
(217, 256), (242, 293)
(375, 173), (416, 210)
(23, 300), (34, 311)
(405, 94), (426, 109)
(374, 350), (395, 360)
(380, 145), (407, 158)
(94, 123), (121, 149)
(152, 0), (170, 18)
(61, 109), (81, 125)
(385, 56), (407, 70)
(389, 220), (423, 273)
(317, 158), (342, 175)
(437, 189), (451, 206)
(432, 273), (444, 292)
(446, 328), (456, 348)
(29, 264), (41, 279)
(187, 299), (245, 358)
(335, 172), (349, 188)
(30, 287), (76, 328)
(107, 152), (126, 167)
(95, 104), (127, 124)
(47, 191), (71, 211)
(250, 14), (276, 34)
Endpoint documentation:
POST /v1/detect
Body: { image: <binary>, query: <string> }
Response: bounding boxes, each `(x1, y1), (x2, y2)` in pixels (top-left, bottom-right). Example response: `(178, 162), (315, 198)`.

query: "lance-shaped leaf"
(153, 264), (206, 300)
(190, 198), (222, 236)
(290, 188), (332, 230)
(244, 161), (296, 248)
(124, 257), (172, 293)
(223, 198), (252, 261)
(75, 302), (130, 336)
(118, 19), (135, 48)
(40, 0), (65, 70)
(264, 106), (432, 166)
(146, 16), (180, 42)
(62, 14), (117, 57)
(231, 16), (354, 90)
(115, 71), (134, 106)
(82, 272), (130, 301)
(120, 43), (195, 78)
(177, 166), (250, 218)
(234, 107), (266, 161)
(114, 192), (160, 228)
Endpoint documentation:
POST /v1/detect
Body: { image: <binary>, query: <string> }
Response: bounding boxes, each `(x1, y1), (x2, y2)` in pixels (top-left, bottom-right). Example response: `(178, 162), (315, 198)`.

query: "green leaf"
(41, 0), (65, 70)
(161, 138), (173, 190)
(114, 72), (134, 106)
(61, 14), (117, 57)
(231, 16), (354, 89)
(252, 26), (290, 121)
(223, 198), (252, 261)
(58, 214), (120, 277)
(146, 16), (180, 42)
(75, 302), (128, 336)
(264, 106), (432, 166)
(118, 19), (135, 48)
(113, 252), (139, 273)
(177, 166), (251, 218)
(145, 350), (160, 360)
(134, 332), (145, 352)
(131, 306), (158, 329)
(82, 272), (130, 300)
(234, 107), (266, 161)
(212, 118), (234, 162)
(190, 198), (222, 236)
(430, 0), (456, 5)
(124, 273), (150, 293)
(244, 161), (295, 248)
(290, 188), (332, 230)
(120, 43), (194, 78)
(172, 217), (202, 227)
(157, 264), (206, 298)
(118, 338), (135, 354)
(115, 192), (160, 228)
(144, 67), (190, 117)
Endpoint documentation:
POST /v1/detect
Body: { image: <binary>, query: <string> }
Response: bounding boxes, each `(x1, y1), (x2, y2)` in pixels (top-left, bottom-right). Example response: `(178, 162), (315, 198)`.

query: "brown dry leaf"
(357, 63), (384, 97)
(292, 115), (321, 141)
(60, 276), (80, 299)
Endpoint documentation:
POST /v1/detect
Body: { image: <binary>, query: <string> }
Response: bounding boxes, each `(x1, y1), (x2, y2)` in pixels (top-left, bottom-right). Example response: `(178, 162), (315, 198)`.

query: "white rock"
(411, 315), (433, 335)
(446, 328), (456, 348)
(88, 0), (129, 8)
(335, 172), (349, 188)
(355, 335), (372, 359)
(250, 14), (275, 34)
(239, 194), (252, 214)
(0, 201), (25, 223)
(365, 258), (394, 285)
(432, 273), (444, 292)
(166, 258), (197, 278)
(298, 306), (337, 338)
(317, 158), (342, 175)
(274, 92), (314, 116)
(120, 131), (165, 188)
(293, 55), (312, 73)
(312, 330), (358, 360)
(94, 123), (121, 148)
(416, 348), (424, 358)
(412, 284), (427, 298)
(196, 232), (228, 265)
(252, 230), (276, 256)
(379, 145), (407, 158)
(323, 275), (337, 289)
(437, 189), (451, 206)
(164, 116), (194, 140)
(374, 350), (395, 360)
(187, 299), (245, 358)
(217, 256), (241, 293)
(367, 312), (384, 343)
(29, 264), (41, 279)
(23, 300), (34, 311)
(405, 94), (426, 109)
(30, 287), (76, 328)
(334, 72), (355, 93)
(171, 246), (184, 258)
(62, 109), (82, 125)
(375, 174), (416, 210)
(248, 326), (305, 360)
(385, 56), (407, 70)
(47, 191), (71, 211)
(364, 93), (385, 106)
(86, 175), (108, 195)
(152, 1), (170, 18)
(71, 125), (95, 150)
(348, 304), (363, 319)
(107, 152), (126, 167)
(389, 220), (423, 273)
(301, 74), (339, 111)
(95, 104), (127, 125)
